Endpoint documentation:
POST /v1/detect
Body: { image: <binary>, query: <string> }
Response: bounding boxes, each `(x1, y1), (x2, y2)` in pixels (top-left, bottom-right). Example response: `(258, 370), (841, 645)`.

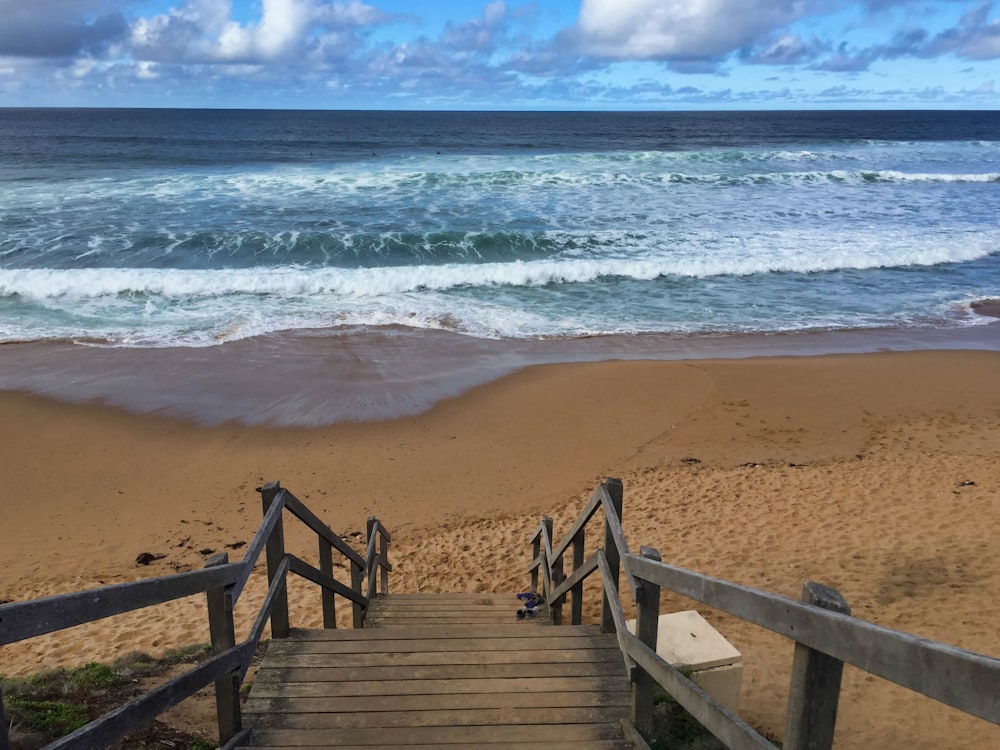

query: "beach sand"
(1, 350), (999, 748)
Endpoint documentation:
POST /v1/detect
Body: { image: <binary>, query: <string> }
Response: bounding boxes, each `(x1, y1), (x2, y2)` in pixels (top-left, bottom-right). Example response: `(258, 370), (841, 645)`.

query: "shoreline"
(0, 321), (997, 426)
(1, 347), (999, 748)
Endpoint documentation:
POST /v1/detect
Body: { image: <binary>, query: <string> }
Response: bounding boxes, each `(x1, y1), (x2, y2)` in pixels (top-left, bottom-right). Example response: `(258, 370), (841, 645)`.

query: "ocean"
(1, 109), (998, 423)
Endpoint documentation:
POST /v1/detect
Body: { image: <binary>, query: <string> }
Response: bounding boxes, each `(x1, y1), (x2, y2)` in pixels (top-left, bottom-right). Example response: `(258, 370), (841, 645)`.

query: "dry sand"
(1, 350), (999, 748)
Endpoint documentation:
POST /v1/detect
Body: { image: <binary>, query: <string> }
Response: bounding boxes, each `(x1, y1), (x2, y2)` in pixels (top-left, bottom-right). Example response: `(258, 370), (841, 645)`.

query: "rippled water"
(1, 109), (998, 347)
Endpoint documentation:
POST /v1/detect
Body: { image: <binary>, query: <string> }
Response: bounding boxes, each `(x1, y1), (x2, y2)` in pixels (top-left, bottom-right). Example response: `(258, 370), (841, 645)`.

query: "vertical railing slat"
(366, 517), (377, 597)
(351, 560), (365, 628)
(380, 529), (389, 595)
(600, 478), (624, 634)
(259, 481), (290, 639)
(632, 546), (662, 741)
(205, 552), (242, 746)
(530, 530), (541, 593)
(571, 528), (585, 625)
(784, 581), (851, 750)
(318, 523), (336, 629)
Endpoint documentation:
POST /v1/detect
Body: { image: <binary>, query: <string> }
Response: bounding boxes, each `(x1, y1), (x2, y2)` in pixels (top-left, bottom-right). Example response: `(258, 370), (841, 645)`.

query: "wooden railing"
(530, 478), (1000, 750)
(0, 480), (392, 750)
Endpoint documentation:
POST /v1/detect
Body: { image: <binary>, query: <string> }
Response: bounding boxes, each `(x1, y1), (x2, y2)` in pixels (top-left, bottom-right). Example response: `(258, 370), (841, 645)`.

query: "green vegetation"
(1, 645), (216, 750)
(648, 688), (783, 750)
(649, 688), (727, 750)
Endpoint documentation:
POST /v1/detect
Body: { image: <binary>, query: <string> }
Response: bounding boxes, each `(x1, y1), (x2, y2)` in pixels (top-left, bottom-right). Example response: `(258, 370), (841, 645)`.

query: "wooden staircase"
(239, 593), (634, 748)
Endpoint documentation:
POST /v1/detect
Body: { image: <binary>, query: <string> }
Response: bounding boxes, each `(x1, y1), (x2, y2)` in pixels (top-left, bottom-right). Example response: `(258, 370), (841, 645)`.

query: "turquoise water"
(1, 109), (998, 347)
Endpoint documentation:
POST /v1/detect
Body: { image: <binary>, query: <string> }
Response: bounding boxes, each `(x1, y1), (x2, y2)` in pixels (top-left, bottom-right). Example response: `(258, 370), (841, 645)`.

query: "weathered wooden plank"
(627, 553), (1000, 723)
(245, 689), (630, 715)
(246, 705), (631, 729)
(549, 551), (599, 608)
(244, 557), (290, 679)
(241, 742), (632, 750)
(784, 582), (851, 750)
(0, 564), (242, 646)
(368, 613), (519, 622)
(287, 624), (599, 640)
(265, 647), (624, 668)
(598, 550), (637, 676)
(206, 553), (243, 745)
(287, 555), (366, 607)
(262, 483), (290, 640)
(245, 722), (627, 747)
(550, 483), (604, 563)
(368, 612), (521, 621)
(247, 675), (629, 698)
(233, 487), (286, 600)
(367, 605), (519, 614)
(266, 636), (617, 655)
(317, 530), (336, 629)
(253, 661), (626, 683)
(601, 482), (637, 602)
(367, 604), (515, 612)
(367, 593), (509, 601)
(368, 621), (531, 629)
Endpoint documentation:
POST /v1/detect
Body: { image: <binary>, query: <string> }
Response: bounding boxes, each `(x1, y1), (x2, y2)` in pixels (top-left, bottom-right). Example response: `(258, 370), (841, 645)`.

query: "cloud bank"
(0, 0), (997, 108)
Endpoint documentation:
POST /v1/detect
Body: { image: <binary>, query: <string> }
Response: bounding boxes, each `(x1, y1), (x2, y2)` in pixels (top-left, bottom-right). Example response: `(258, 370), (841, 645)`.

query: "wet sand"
(1, 345), (999, 748)
(0, 322), (998, 425)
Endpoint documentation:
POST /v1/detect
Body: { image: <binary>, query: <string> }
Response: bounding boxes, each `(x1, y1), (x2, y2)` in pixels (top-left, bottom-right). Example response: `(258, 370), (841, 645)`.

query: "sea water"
(2, 109), (998, 348)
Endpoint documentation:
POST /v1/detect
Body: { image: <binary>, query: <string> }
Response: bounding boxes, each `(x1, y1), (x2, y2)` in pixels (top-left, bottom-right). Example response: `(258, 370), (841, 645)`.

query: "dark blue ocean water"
(1, 109), (998, 347)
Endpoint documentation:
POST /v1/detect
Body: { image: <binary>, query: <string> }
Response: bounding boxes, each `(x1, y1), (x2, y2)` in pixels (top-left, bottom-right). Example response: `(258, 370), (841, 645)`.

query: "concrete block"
(627, 610), (742, 712)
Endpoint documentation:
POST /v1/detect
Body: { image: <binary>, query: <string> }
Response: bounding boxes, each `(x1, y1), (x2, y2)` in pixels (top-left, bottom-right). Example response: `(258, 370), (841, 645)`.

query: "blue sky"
(1, 1), (998, 109)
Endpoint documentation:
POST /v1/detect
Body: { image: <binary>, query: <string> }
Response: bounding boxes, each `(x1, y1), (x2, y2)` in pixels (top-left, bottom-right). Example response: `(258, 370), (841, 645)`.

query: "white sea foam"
(1, 239), (994, 303)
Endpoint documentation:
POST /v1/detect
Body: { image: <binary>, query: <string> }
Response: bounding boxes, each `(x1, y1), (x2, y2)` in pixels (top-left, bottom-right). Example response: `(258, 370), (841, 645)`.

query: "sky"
(0, 0), (998, 109)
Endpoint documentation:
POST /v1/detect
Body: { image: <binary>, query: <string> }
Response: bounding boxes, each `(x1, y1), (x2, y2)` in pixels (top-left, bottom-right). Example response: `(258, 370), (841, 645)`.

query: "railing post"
(530, 530), (541, 593)
(600, 478), (624, 634)
(571, 528), (585, 625)
(632, 546), (662, 741)
(319, 523), (336, 629)
(351, 560), (364, 628)
(542, 516), (564, 624)
(366, 517), (378, 596)
(205, 552), (241, 746)
(260, 481), (289, 639)
(784, 581), (852, 750)
(380, 528), (389, 595)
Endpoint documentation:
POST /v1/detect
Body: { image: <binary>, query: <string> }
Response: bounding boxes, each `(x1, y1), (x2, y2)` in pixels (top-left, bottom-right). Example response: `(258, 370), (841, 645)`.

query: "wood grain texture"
(238, 593), (632, 748)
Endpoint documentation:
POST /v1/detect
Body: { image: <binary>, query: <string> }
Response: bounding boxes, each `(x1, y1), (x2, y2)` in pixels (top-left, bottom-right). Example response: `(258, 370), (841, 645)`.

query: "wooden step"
(365, 592), (550, 627)
(239, 593), (632, 748)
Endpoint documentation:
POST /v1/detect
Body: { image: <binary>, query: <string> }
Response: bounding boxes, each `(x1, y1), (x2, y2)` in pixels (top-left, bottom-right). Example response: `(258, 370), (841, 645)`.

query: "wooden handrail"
(599, 483), (638, 601)
(0, 479), (392, 750)
(530, 478), (1000, 748)
(283, 489), (365, 569)
(627, 554), (1000, 724)
(232, 488), (287, 600)
(0, 564), (242, 646)
(286, 554), (366, 607)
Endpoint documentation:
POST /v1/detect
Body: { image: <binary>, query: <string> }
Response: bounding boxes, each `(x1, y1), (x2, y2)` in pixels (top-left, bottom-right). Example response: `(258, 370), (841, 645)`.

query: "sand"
(1, 350), (999, 748)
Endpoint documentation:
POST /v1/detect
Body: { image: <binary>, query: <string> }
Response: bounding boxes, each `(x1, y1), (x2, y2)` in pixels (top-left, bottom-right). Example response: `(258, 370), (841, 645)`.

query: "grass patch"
(1, 646), (217, 750)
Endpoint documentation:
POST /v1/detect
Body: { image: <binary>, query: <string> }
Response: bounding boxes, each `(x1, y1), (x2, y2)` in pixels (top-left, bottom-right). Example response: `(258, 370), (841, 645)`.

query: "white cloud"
(129, 0), (385, 64)
(576, 0), (808, 62)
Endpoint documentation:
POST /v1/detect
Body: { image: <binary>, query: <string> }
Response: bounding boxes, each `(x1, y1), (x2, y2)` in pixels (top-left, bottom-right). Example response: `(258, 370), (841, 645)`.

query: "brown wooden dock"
(239, 593), (634, 748)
